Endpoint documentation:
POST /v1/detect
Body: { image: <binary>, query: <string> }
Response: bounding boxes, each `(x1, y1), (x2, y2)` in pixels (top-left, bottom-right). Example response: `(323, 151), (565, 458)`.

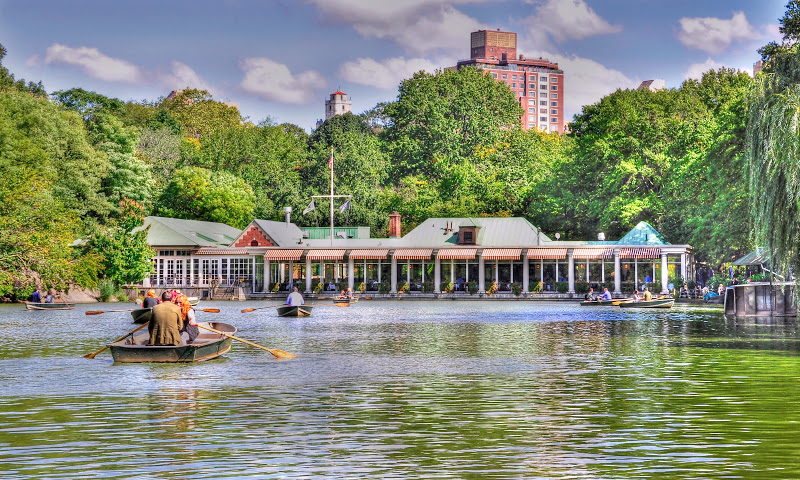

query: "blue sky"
(0, 0), (786, 131)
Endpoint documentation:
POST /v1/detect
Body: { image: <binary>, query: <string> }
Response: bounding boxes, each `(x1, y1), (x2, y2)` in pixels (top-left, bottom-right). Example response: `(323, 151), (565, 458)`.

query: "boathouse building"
(140, 214), (693, 297)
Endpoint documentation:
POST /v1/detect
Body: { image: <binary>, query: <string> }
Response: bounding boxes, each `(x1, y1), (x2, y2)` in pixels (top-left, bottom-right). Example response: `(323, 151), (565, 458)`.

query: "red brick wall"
(234, 226), (274, 247)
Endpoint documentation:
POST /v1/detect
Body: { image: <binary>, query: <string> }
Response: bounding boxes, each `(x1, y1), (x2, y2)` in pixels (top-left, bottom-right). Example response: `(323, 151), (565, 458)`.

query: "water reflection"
(0, 301), (799, 478)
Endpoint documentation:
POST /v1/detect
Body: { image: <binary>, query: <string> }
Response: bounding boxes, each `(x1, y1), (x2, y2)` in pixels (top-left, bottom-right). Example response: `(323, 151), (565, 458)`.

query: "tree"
(161, 88), (242, 140)
(382, 67), (524, 178)
(88, 199), (155, 286)
(155, 167), (255, 228)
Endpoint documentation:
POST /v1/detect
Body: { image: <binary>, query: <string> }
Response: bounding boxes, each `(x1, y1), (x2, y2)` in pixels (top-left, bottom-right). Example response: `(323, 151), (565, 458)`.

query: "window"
(529, 83), (535, 89)
(528, 115), (535, 121)
(539, 123), (548, 130)
(551, 109), (558, 115)
(540, 84), (547, 90)
(529, 91), (536, 96)
(463, 231), (473, 244)
(551, 117), (558, 123)
(540, 100), (547, 106)
(551, 101), (558, 107)
(529, 107), (535, 113)
(550, 124), (558, 132)
(540, 76), (548, 82)
(512, 75), (517, 80)
(551, 93), (558, 99)
(491, 73), (497, 78)
(540, 108), (547, 114)
(540, 117), (547, 122)
(528, 99), (536, 105)
(541, 92), (547, 98)
(551, 85), (558, 90)
(502, 74), (507, 79)
(551, 77), (558, 82)
(511, 83), (516, 88)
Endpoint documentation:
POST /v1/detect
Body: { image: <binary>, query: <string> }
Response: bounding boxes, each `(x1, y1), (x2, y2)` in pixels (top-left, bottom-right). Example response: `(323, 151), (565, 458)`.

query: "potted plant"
(313, 282), (324, 294)
(442, 281), (454, 293)
(357, 282), (366, 293)
(379, 282), (391, 295)
(467, 281), (478, 295)
(398, 282), (409, 295)
(487, 281), (498, 296)
(511, 282), (522, 297)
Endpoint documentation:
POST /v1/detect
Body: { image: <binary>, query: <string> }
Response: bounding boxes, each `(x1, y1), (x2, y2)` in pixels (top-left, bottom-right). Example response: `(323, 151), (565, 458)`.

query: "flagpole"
(330, 147), (334, 246)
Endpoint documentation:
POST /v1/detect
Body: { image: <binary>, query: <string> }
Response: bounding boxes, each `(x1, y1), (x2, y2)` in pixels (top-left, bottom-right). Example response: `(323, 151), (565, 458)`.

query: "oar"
(197, 324), (297, 360)
(86, 307), (220, 315)
(84, 322), (150, 359)
(241, 304), (285, 313)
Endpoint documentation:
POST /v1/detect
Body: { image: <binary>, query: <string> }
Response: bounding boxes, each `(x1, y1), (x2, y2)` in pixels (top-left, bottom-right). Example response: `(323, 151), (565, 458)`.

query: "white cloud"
(160, 61), (219, 95)
(307, 0), (486, 55)
(338, 57), (439, 89)
(523, 0), (621, 44)
(42, 43), (144, 83)
(677, 11), (758, 54)
(684, 58), (725, 81)
(239, 57), (325, 105)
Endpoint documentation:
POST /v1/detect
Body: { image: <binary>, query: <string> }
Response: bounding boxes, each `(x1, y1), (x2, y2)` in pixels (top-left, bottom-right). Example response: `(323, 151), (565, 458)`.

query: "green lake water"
(1, 300), (799, 479)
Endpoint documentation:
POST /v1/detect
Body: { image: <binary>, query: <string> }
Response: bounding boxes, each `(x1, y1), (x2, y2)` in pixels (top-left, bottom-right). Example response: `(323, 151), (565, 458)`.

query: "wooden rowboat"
(332, 297), (357, 305)
(25, 302), (75, 310)
(277, 305), (313, 317)
(580, 298), (633, 306)
(131, 308), (152, 324)
(108, 322), (236, 363)
(618, 298), (674, 309)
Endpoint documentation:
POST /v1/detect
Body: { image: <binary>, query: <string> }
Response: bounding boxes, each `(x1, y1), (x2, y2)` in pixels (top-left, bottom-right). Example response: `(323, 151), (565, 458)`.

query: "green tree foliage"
(382, 67), (524, 178)
(156, 166), (254, 228)
(89, 199), (154, 285)
(52, 87), (123, 118)
(161, 88), (242, 140)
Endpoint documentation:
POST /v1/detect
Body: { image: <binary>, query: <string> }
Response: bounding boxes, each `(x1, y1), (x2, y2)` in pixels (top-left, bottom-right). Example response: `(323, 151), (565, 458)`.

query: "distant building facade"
(753, 60), (763, 76)
(456, 30), (565, 133)
(637, 79), (666, 91)
(316, 90), (353, 128)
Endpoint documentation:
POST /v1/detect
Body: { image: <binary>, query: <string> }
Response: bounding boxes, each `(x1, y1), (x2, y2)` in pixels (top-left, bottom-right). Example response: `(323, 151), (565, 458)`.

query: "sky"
(0, 0), (787, 131)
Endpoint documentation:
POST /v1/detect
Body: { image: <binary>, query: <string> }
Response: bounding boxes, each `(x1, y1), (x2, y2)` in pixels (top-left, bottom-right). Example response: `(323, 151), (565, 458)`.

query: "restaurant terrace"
(140, 213), (693, 298)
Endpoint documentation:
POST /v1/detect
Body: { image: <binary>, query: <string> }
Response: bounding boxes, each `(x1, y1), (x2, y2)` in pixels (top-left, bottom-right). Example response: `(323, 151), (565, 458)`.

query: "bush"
(467, 281), (478, 295)
(511, 282), (522, 296)
(575, 281), (590, 294)
(357, 282), (366, 293)
(98, 278), (117, 302)
(421, 280), (434, 293)
(379, 282), (391, 294)
(336, 281), (348, 292)
(621, 282), (636, 294)
(555, 281), (568, 293)
(670, 275), (685, 290)
(313, 282), (323, 294)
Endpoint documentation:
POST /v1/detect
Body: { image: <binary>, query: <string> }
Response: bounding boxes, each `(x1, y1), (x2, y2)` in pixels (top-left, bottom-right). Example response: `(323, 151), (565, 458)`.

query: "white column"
(265, 260), (271, 291)
(585, 259), (589, 282)
(522, 252), (529, 294)
(681, 253), (687, 279)
(601, 260), (605, 283)
(568, 251), (575, 294)
(348, 256), (354, 291)
(305, 257), (312, 293)
(434, 254), (441, 293)
(660, 254), (669, 294)
(390, 254), (398, 293)
(288, 261), (293, 288)
(478, 253), (485, 293)
(613, 250), (621, 294)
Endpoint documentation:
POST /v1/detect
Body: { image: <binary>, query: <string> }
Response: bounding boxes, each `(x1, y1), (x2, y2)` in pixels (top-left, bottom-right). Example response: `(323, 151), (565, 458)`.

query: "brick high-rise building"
(456, 30), (565, 133)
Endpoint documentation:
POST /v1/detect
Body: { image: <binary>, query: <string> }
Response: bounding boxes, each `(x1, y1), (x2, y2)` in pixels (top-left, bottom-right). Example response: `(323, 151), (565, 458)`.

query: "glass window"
(512, 75), (517, 80)
(529, 91), (536, 97)
(551, 93), (558, 99)
(551, 117), (558, 122)
(551, 101), (558, 107)
(502, 74), (507, 79)
(540, 76), (548, 81)
(551, 85), (558, 90)
(528, 99), (536, 105)
(511, 83), (516, 88)
(540, 84), (547, 90)
(540, 108), (547, 113)
(528, 115), (535, 121)
(529, 107), (535, 113)
(540, 117), (547, 122)
(551, 109), (558, 115)
(550, 124), (558, 131)
(551, 77), (558, 82)
(541, 92), (547, 98)
(491, 73), (497, 78)
(540, 100), (547, 106)
(529, 83), (535, 89)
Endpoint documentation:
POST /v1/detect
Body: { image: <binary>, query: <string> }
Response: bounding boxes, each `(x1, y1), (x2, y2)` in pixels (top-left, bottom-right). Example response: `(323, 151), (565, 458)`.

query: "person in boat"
(31, 288), (41, 303)
(149, 291), (183, 346)
(585, 287), (595, 301)
(339, 289), (348, 299)
(287, 287), (304, 307)
(177, 294), (200, 344)
(346, 287), (354, 299)
(45, 292), (54, 303)
(598, 288), (612, 301)
(142, 289), (159, 309)
(633, 290), (641, 301)
(642, 286), (653, 301)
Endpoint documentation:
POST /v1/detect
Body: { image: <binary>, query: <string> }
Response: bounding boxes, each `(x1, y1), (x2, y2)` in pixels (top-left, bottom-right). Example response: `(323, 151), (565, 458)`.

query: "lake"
(1, 300), (799, 479)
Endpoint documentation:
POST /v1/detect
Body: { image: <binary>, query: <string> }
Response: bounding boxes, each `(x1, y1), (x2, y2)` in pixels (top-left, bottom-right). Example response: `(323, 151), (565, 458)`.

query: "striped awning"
(196, 248), (249, 255)
(573, 248), (613, 260)
(264, 249), (304, 261)
(393, 248), (433, 260)
(482, 248), (522, 260)
(437, 248), (477, 260)
(306, 249), (346, 261)
(349, 249), (389, 260)
(620, 247), (661, 259)
(527, 248), (568, 260)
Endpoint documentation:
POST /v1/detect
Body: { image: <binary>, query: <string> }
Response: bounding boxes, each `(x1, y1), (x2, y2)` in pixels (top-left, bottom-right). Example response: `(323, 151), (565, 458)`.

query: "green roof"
(616, 221), (669, 245)
(139, 216), (242, 247)
(732, 248), (770, 266)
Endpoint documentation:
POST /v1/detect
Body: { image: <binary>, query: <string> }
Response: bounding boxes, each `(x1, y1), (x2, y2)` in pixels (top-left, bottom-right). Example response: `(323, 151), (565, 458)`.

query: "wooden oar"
(84, 322), (149, 359)
(87, 307), (220, 315)
(241, 304), (285, 313)
(197, 324), (297, 360)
